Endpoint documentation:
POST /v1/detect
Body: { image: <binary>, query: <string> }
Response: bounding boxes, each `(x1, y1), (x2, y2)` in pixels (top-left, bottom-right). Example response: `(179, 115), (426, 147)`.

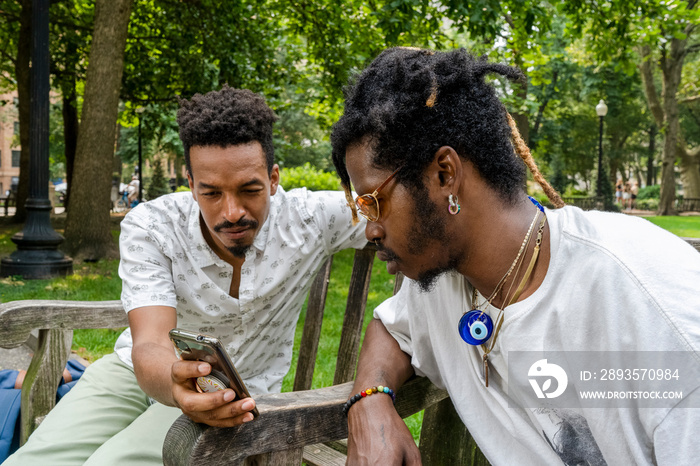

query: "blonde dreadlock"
(506, 112), (565, 208)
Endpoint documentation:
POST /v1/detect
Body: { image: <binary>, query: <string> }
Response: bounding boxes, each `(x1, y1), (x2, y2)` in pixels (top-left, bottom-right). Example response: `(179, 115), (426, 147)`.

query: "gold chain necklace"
(477, 213), (547, 387)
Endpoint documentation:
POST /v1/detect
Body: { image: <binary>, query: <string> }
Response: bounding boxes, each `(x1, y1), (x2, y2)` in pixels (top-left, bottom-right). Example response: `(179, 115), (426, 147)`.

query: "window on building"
(14, 121), (20, 135)
(12, 150), (21, 167)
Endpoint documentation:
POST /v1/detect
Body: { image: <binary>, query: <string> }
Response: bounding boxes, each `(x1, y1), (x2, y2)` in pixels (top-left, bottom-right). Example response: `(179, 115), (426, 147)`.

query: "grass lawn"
(643, 215), (700, 238)
(2, 210), (698, 442)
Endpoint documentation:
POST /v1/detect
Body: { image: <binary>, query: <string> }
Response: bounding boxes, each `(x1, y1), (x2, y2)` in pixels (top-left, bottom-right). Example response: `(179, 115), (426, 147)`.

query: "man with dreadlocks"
(332, 48), (700, 465)
(5, 86), (367, 465)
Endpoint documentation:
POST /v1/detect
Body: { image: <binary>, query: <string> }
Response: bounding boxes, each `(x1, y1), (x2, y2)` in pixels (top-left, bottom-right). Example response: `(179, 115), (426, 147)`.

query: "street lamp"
(135, 106), (145, 204)
(1, 0), (72, 278)
(595, 99), (608, 198)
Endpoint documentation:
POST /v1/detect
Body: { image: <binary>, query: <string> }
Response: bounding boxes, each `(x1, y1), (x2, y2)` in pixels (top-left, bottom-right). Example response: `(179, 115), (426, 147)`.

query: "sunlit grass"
(644, 216), (700, 238)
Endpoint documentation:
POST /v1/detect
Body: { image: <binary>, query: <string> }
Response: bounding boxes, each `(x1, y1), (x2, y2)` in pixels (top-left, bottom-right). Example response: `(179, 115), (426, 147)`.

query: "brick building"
(0, 91), (21, 197)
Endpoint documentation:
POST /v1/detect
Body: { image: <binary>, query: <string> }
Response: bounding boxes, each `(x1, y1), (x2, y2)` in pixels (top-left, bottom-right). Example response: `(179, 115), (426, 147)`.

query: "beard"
(409, 190), (463, 292)
(213, 218), (259, 258)
(374, 185), (463, 293)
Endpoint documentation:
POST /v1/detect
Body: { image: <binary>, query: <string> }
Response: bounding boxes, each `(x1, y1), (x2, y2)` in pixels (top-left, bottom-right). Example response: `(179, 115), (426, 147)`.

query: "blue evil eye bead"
(458, 310), (494, 345)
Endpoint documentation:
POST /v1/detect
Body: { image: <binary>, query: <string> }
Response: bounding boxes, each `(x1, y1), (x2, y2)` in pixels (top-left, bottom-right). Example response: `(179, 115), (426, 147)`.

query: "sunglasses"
(354, 167), (402, 222)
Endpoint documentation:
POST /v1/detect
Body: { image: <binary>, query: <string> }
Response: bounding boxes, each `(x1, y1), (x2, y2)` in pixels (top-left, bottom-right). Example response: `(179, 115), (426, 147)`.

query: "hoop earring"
(448, 194), (461, 215)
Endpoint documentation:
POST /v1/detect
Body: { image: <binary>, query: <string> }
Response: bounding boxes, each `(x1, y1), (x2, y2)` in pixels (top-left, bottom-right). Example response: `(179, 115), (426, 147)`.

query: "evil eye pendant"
(458, 310), (494, 345)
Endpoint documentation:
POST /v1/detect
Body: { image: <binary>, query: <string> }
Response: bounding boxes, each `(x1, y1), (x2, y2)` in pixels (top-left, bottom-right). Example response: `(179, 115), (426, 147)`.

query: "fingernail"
(241, 399), (255, 411)
(223, 390), (235, 402)
(198, 363), (209, 373)
(242, 413), (254, 423)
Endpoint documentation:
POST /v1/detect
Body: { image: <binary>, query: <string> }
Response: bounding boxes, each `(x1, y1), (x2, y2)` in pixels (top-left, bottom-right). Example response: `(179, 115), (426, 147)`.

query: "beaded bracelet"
(342, 385), (396, 416)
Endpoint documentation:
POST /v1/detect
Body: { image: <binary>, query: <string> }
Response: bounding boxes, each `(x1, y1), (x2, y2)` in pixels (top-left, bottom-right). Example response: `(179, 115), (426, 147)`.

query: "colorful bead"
(343, 385), (397, 417)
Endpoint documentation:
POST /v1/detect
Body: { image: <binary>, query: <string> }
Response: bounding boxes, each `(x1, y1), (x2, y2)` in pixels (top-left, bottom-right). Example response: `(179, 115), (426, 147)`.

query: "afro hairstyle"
(177, 85), (278, 177)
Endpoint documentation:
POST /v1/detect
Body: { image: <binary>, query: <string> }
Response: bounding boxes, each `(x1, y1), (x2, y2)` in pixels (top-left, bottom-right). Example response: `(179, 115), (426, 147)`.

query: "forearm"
(346, 318), (422, 464)
(352, 318), (414, 394)
(132, 340), (180, 406)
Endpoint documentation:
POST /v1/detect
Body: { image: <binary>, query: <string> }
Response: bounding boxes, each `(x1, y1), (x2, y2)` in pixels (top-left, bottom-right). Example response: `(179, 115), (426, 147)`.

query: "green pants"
(4, 353), (182, 466)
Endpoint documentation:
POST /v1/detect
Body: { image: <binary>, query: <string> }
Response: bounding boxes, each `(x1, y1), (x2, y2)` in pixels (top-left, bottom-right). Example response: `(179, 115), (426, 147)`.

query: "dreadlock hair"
(177, 85), (278, 178)
(331, 47), (564, 210)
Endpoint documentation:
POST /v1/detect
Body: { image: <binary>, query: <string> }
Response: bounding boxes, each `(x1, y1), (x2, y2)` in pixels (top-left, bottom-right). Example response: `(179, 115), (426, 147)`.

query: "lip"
(376, 250), (391, 262)
(219, 228), (251, 240)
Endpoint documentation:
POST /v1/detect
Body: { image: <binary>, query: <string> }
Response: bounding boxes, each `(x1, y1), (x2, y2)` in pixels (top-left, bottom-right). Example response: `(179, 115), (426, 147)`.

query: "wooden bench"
(0, 245), (486, 465)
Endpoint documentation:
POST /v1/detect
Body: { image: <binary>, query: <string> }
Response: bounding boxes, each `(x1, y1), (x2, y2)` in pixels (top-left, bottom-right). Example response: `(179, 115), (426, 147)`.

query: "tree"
(146, 159), (170, 200)
(0, 0), (32, 222)
(563, 0), (700, 214)
(62, 0), (133, 260)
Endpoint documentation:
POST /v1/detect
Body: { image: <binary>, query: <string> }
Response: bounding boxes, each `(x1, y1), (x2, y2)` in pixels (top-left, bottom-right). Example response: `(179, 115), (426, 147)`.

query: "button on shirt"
(115, 188), (367, 395)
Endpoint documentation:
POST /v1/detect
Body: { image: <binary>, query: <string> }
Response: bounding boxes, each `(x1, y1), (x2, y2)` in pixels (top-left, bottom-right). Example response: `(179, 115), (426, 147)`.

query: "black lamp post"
(136, 107), (145, 204)
(1, 0), (72, 279)
(595, 99), (608, 198)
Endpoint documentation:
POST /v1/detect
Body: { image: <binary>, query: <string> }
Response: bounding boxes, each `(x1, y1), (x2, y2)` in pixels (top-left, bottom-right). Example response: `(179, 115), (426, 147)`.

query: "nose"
(365, 221), (384, 245)
(222, 193), (246, 222)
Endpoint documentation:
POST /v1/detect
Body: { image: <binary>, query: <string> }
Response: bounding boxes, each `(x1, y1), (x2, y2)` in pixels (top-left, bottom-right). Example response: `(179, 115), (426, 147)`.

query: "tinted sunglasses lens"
(356, 195), (379, 221)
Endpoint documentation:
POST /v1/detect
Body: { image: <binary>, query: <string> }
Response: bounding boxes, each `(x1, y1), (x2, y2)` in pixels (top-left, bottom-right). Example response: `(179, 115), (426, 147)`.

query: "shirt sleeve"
(304, 190), (369, 255)
(118, 209), (177, 312)
(373, 283), (429, 378)
(653, 386), (700, 465)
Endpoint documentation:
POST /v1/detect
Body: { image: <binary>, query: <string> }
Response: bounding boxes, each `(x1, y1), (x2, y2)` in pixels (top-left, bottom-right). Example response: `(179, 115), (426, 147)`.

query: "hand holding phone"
(169, 328), (259, 424)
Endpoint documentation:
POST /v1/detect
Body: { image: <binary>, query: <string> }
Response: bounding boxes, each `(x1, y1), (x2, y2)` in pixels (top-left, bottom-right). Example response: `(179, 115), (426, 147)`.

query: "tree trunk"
(62, 0), (133, 260)
(60, 43), (79, 210)
(679, 146), (700, 199)
(646, 125), (656, 187)
(13, 0), (32, 223)
(657, 36), (686, 215)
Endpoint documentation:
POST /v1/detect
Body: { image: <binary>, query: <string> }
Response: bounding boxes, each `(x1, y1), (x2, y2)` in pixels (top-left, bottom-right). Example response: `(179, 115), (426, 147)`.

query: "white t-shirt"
(116, 188), (368, 395)
(376, 206), (700, 465)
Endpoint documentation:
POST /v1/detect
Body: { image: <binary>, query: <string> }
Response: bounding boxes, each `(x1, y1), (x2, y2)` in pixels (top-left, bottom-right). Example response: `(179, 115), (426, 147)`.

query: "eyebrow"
(197, 179), (265, 190)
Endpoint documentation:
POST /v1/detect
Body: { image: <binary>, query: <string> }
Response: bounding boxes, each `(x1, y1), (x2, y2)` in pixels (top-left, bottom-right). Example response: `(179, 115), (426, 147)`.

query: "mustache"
(213, 218), (259, 232)
(375, 242), (400, 262)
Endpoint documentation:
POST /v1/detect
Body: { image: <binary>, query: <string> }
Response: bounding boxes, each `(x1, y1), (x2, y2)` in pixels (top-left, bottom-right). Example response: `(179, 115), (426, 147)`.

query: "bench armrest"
(0, 299), (126, 348)
(163, 376), (448, 466)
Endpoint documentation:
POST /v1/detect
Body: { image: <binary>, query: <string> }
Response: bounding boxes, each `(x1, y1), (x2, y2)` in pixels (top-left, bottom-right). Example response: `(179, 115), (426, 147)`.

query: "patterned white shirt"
(115, 188), (367, 395)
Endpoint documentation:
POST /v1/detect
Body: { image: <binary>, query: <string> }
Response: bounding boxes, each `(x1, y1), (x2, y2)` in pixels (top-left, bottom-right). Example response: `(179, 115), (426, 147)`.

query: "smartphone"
(169, 328), (259, 418)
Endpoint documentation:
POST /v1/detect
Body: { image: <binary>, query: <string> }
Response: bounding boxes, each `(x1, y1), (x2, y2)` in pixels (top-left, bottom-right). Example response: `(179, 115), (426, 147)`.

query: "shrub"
(175, 185), (191, 193)
(635, 198), (658, 211)
(279, 163), (341, 191)
(637, 185), (660, 200)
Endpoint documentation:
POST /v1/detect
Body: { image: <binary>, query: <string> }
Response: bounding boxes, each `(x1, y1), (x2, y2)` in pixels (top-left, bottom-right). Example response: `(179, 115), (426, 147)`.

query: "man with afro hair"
(6, 86), (367, 465)
(333, 48), (700, 465)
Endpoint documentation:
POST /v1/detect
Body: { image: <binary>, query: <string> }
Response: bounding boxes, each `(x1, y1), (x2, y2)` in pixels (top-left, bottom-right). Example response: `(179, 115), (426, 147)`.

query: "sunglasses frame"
(354, 167), (402, 222)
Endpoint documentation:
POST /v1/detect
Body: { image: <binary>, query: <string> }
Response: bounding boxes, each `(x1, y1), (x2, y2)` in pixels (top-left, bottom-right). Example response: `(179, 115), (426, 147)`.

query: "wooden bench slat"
(333, 247), (375, 385)
(163, 376), (447, 466)
(293, 257), (333, 392)
(0, 300), (125, 348)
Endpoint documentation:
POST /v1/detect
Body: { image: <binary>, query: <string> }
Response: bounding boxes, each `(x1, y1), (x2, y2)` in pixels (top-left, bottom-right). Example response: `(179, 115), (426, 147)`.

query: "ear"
(429, 146), (462, 195)
(269, 164), (280, 196)
(187, 172), (196, 201)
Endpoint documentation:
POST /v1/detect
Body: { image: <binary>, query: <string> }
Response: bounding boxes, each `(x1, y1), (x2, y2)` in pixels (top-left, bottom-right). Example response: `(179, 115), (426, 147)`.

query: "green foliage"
(146, 159), (171, 201)
(175, 185), (191, 193)
(638, 185), (661, 200)
(279, 163), (341, 191)
(636, 199), (659, 211)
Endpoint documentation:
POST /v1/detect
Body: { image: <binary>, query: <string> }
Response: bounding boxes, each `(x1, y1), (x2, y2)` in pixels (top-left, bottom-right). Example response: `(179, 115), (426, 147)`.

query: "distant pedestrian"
(127, 175), (140, 206)
(615, 178), (623, 206)
(623, 181), (631, 210)
(631, 182), (639, 210)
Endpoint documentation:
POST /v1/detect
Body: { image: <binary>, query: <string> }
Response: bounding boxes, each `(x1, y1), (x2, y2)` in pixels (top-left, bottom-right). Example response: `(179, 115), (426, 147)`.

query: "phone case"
(169, 328), (259, 417)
